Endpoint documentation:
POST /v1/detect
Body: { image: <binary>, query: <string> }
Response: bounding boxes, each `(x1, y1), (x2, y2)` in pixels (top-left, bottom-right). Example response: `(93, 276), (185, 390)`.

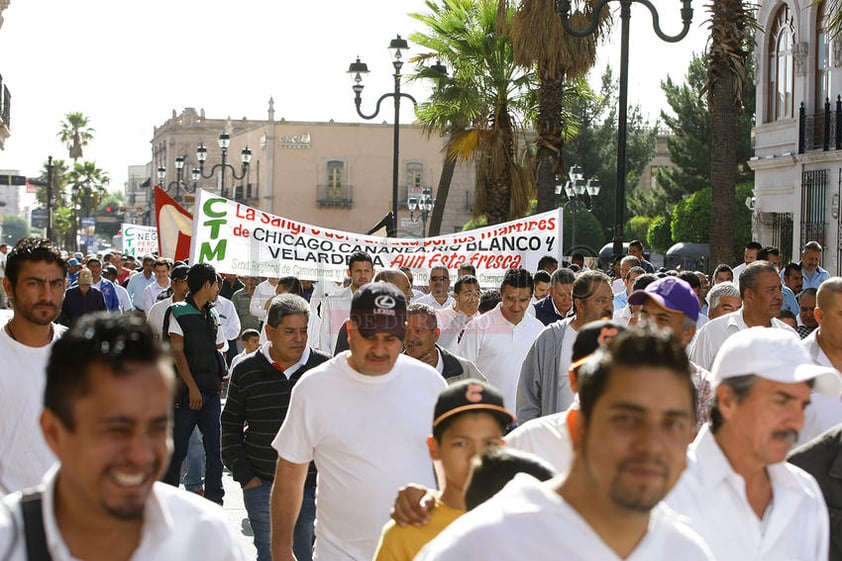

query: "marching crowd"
(0, 235), (841, 560)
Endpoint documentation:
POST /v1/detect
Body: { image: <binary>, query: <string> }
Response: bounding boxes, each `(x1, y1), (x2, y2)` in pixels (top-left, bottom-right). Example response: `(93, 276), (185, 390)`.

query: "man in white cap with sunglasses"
(665, 327), (839, 561)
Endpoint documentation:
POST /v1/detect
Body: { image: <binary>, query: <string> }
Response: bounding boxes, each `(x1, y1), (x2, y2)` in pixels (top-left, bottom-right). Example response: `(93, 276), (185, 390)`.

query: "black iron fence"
(799, 97), (842, 153)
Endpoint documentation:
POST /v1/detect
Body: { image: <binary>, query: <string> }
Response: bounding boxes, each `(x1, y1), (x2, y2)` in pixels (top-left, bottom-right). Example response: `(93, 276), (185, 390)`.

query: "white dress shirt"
(415, 292), (455, 310)
(458, 303), (544, 410)
(0, 466), (247, 561)
(665, 425), (829, 561)
(435, 307), (479, 354)
(688, 310), (795, 370)
(317, 286), (353, 354)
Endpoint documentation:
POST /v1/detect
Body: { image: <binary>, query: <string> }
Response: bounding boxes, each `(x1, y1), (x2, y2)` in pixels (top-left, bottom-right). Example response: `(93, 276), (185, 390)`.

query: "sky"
(0, 0), (710, 192)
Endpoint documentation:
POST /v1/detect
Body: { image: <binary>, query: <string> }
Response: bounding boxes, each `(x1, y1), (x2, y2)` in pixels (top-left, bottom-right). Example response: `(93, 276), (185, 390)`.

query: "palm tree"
(506, 0), (609, 213)
(58, 112), (95, 162)
(704, 0), (754, 266)
(411, 0), (537, 227)
(66, 161), (110, 251)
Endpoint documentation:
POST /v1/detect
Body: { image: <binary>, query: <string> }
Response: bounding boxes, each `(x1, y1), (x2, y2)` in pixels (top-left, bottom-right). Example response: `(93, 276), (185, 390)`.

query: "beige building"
(0, 0), (12, 151)
(145, 101), (476, 237)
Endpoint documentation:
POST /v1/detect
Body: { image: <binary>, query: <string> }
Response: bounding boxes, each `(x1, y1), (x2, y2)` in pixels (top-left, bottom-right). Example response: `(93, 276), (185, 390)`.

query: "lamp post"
(46, 155), (54, 243)
(347, 34), (420, 237)
(556, 164), (601, 254)
(557, 0), (692, 258)
(157, 156), (200, 203)
(196, 133), (252, 198)
(407, 187), (435, 238)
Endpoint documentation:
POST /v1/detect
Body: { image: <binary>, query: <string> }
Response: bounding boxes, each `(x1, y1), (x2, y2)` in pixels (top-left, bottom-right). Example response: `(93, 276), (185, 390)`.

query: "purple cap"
(628, 276), (699, 322)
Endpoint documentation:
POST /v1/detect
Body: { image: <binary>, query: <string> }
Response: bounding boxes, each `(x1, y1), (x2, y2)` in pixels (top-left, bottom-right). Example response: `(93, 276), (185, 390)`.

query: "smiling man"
(0, 313), (245, 560)
(271, 283), (446, 561)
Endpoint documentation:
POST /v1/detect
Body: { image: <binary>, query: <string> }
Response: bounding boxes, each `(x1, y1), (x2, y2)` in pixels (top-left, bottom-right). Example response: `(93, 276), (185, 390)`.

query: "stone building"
(750, 0), (841, 271)
(145, 101), (476, 237)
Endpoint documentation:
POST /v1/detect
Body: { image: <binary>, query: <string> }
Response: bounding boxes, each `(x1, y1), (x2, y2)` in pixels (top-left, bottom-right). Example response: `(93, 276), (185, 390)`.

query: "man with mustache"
(0, 313), (246, 560)
(0, 238), (68, 495)
(516, 270), (614, 423)
(404, 302), (486, 384)
(271, 283), (446, 561)
(666, 327), (837, 561)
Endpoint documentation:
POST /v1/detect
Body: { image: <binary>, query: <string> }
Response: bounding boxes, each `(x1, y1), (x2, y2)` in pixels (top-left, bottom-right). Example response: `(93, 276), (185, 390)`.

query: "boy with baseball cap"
(373, 380), (515, 561)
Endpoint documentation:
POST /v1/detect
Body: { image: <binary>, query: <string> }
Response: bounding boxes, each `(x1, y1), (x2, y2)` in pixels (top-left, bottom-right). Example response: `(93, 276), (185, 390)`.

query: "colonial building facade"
(751, 0), (841, 272)
(142, 101), (476, 237)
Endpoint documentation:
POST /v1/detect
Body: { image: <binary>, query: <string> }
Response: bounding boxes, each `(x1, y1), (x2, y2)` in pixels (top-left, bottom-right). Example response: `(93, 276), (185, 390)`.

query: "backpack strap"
(20, 491), (52, 561)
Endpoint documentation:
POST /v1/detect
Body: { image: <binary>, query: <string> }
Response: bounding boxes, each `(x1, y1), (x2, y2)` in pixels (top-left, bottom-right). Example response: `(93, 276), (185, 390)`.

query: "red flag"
(154, 187), (193, 261)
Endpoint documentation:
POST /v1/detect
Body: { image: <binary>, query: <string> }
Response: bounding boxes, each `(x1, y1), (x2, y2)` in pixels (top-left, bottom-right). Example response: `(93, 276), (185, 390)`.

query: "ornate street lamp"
(347, 35), (417, 237)
(157, 155), (200, 202)
(408, 187), (435, 238)
(556, 164), (601, 254)
(557, 0), (693, 258)
(196, 133), (252, 198)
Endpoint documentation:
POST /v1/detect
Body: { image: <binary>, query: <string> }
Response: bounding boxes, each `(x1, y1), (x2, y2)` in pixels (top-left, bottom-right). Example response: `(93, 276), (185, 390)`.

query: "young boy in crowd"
(373, 380), (514, 561)
(228, 328), (261, 373)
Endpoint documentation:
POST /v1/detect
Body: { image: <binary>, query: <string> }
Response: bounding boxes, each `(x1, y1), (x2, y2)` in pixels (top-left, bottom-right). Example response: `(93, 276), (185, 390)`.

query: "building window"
(403, 162), (424, 204)
(768, 5), (794, 122)
(318, 160), (352, 208)
(817, 1), (833, 110)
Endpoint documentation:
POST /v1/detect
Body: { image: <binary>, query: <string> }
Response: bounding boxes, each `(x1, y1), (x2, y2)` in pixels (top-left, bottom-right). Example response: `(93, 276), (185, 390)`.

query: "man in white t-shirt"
(415, 329), (712, 561)
(0, 238), (68, 495)
(271, 283), (446, 561)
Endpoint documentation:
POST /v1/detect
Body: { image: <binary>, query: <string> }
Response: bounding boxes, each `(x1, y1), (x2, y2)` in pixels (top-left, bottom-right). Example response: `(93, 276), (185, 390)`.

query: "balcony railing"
(317, 184), (353, 208)
(798, 97), (842, 153)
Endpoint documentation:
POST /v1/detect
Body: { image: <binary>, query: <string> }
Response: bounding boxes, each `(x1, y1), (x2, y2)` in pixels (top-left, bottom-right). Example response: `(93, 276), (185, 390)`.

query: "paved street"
(221, 469), (259, 558)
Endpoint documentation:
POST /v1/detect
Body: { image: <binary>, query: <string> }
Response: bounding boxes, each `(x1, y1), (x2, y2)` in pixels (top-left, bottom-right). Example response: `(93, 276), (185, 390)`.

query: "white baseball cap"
(711, 327), (842, 396)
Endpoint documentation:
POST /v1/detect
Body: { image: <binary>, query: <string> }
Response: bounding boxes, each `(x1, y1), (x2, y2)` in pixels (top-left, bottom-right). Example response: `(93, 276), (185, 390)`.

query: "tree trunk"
(708, 74), (737, 267)
(483, 106), (516, 225)
(708, 0), (740, 267)
(428, 152), (457, 237)
(535, 76), (565, 213)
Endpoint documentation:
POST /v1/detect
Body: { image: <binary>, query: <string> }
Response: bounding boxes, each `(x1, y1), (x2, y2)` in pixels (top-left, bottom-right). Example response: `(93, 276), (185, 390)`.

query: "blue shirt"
(126, 271), (156, 311)
(801, 266), (831, 290)
(782, 285), (799, 315)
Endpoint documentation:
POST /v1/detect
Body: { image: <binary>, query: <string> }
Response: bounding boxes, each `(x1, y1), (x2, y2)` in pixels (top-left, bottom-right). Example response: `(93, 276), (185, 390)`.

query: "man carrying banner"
(317, 251), (373, 355)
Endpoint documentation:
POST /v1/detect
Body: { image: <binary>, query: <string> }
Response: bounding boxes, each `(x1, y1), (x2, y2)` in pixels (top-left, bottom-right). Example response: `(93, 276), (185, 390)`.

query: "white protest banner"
(190, 189), (562, 287)
(121, 224), (158, 257)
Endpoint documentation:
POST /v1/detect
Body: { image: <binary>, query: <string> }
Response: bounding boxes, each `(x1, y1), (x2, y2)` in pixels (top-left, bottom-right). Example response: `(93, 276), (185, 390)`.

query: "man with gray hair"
(404, 302), (486, 384)
(667, 327), (838, 561)
(532, 267), (575, 326)
(689, 261), (794, 369)
(611, 255), (640, 305)
(222, 294), (330, 561)
(706, 281), (741, 320)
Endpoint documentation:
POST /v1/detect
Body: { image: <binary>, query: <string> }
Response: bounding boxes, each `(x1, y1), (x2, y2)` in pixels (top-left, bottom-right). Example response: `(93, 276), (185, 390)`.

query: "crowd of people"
(1, 235), (842, 561)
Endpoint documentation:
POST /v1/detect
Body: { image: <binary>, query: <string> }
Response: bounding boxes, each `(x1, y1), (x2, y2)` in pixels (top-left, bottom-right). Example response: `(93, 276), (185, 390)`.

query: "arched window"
(817, 1), (833, 110)
(404, 162), (424, 203)
(768, 5), (794, 121)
